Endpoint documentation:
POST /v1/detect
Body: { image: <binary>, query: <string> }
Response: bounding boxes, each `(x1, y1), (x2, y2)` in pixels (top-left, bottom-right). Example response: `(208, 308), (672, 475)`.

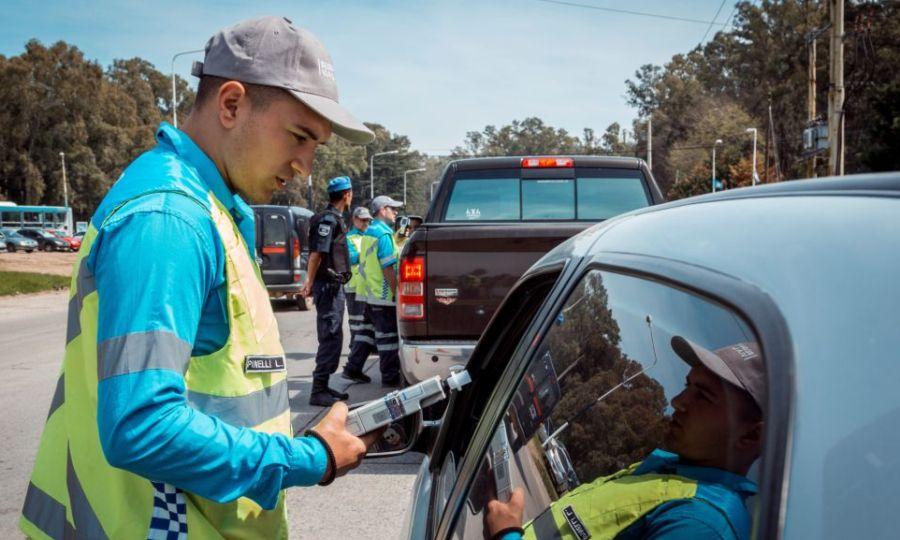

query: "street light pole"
(369, 150), (400, 200)
(59, 152), (68, 209)
(746, 128), (758, 185)
(712, 139), (723, 193)
(171, 48), (204, 128)
(402, 168), (427, 206)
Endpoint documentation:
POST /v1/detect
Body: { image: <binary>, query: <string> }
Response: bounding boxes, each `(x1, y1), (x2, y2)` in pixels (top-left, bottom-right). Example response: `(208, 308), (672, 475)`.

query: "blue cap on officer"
(327, 176), (353, 193)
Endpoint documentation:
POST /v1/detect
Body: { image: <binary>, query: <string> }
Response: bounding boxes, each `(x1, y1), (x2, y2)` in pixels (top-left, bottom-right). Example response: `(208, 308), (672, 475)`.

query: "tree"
(626, 0), (900, 193)
(0, 40), (195, 218)
(544, 272), (669, 481)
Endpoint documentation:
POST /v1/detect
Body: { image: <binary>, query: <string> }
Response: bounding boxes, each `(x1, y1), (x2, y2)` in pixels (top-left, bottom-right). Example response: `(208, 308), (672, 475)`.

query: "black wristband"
(304, 429), (336, 486)
(490, 527), (524, 540)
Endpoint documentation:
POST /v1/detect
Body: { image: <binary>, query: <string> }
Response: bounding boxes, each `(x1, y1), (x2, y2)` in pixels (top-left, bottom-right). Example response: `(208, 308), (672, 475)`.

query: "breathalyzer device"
(489, 420), (513, 502)
(345, 369), (472, 436)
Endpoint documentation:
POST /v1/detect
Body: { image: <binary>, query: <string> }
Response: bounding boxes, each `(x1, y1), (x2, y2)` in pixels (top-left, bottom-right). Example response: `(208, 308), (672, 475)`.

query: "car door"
(432, 254), (793, 540)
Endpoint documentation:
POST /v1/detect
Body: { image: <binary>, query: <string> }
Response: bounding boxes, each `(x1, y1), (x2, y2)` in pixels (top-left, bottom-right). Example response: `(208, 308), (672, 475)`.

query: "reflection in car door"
(441, 264), (784, 540)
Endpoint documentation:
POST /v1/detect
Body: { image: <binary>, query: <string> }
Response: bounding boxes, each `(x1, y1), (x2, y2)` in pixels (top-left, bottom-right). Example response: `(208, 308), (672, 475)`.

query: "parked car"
(1, 228), (38, 253)
(47, 229), (81, 252)
(0, 232), (6, 252)
(368, 173), (900, 540)
(397, 156), (663, 384)
(17, 228), (68, 251)
(251, 204), (314, 310)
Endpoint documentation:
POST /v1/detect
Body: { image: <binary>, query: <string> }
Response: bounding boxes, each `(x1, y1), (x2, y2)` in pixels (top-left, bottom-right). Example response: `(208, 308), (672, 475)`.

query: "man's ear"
(217, 81), (249, 130)
(737, 421), (764, 452)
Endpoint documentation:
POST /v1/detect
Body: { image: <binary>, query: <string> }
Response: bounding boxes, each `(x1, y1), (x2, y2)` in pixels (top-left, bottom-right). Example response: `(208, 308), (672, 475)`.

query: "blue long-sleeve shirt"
(90, 123), (327, 510)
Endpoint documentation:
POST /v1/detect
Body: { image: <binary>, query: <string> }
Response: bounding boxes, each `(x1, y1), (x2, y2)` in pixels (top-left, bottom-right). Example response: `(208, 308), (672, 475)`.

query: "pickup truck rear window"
(444, 173), (649, 221)
(576, 177), (649, 219)
(445, 178), (520, 221)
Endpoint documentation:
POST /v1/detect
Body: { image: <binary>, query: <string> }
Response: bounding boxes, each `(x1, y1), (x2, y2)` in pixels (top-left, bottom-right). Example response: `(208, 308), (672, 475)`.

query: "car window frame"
(434, 252), (795, 540)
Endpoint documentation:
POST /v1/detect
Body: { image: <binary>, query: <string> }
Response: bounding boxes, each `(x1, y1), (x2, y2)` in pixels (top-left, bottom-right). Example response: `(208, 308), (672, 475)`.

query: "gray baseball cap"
(371, 195), (403, 214)
(671, 336), (766, 411)
(191, 16), (374, 144)
(352, 206), (372, 220)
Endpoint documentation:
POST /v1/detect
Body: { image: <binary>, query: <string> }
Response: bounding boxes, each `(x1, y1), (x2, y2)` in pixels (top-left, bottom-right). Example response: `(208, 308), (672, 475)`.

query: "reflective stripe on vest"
(355, 228), (397, 306)
(20, 188), (291, 539)
(522, 461), (746, 540)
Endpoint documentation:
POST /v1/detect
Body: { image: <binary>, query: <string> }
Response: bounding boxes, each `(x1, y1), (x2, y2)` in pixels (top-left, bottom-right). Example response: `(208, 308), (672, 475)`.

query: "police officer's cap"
(327, 176), (353, 193)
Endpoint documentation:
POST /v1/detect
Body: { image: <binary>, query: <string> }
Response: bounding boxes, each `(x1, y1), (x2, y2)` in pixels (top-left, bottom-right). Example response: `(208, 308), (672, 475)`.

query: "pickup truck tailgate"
(425, 223), (588, 338)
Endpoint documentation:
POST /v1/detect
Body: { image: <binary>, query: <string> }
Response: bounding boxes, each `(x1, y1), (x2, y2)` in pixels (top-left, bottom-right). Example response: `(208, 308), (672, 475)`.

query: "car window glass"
(522, 179), (575, 220)
(576, 177), (650, 219)
(452, 269), (765, 539)
(445, 179), (520, 221)
(263, 214), (287, 247)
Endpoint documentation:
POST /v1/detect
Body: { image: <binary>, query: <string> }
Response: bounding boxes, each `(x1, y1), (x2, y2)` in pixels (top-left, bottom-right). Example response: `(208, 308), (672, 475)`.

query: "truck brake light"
(399, 256), (425, 321)
(521, 157), (574, 168)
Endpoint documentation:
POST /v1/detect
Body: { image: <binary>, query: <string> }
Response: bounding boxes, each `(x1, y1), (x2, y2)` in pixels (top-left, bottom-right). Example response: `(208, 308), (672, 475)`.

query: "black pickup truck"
(396, 156), (663, 383)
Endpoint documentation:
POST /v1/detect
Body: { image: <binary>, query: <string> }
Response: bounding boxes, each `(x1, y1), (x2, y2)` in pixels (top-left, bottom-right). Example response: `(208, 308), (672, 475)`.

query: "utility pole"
(711, 139), (723, 193)
(827, 0), (845, 176)
(768, 103), (782, 182)
(647, 116), (652, 171)
(59, 152), (69, 210)
(745, 128), (758, 185)
(806, 6), (818, 178)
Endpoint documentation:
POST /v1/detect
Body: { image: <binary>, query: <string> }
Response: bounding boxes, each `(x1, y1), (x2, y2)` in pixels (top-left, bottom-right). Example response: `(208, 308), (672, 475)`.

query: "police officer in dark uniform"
(302, 176), (354, 406)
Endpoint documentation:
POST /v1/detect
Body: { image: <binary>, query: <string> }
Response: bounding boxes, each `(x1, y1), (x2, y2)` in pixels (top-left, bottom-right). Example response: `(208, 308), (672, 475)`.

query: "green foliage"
(453, 117), (637, 158)
(627, 0), (900, 198)
(0, 40), (194, 218)
(0, 270), (70, 296)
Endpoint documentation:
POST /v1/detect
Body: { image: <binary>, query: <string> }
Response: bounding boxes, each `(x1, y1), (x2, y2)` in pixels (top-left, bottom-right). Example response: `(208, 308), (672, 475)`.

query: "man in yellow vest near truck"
(486, 338), (765, 540)
(20, 16), (380, 539)
(355, 195), (405, 387)
(342, 206), (376, 384)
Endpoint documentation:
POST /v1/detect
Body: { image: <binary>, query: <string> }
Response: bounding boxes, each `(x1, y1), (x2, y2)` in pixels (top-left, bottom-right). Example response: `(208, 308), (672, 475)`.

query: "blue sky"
(0, 0), (736, 154)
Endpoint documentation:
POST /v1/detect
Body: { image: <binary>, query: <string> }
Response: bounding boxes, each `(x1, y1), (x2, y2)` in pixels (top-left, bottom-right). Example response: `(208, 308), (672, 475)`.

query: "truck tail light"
(521, 157), (574, 168)
(399, 256), (425, 321)
(292, 237), (302, 281)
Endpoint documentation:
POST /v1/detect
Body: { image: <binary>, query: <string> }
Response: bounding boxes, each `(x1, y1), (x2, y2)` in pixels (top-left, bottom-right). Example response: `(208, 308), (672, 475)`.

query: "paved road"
(0, 291), (420, 539)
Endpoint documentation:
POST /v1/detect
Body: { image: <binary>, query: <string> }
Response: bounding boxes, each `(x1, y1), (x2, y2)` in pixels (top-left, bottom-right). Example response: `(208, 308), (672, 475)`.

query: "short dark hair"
(192, 75), (288, 112)
(329, 188), (351, 203)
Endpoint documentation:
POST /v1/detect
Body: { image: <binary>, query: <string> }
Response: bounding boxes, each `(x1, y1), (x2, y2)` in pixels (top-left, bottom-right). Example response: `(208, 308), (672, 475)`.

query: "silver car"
(1, 228), (39, 253)
(367, 173), (900, 540)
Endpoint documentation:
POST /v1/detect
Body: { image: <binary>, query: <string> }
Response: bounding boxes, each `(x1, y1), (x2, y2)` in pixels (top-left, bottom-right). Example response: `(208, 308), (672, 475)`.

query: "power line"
(700, 0), (730, 44)
(532, 0), (730, 26)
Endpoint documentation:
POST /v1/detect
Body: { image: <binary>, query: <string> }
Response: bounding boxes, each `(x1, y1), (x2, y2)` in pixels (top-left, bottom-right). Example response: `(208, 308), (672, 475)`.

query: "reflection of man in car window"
(487, 337), (765, 540)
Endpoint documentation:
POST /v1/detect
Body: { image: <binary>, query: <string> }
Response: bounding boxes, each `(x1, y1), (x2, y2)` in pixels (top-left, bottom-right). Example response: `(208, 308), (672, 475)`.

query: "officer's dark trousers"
(345, 291), (375, 373)
(365, 304), (401, 382)
(312, 279), (345, 388)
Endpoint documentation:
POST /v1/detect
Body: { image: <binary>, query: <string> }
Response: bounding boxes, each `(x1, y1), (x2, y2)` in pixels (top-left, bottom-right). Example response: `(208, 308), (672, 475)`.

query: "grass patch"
(0, 271), (70, 296)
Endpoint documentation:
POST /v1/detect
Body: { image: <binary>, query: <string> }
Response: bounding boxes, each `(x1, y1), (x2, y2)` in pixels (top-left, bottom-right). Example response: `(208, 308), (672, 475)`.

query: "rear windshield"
(263, 214), (288, 246)
(444, 171), (649, 222)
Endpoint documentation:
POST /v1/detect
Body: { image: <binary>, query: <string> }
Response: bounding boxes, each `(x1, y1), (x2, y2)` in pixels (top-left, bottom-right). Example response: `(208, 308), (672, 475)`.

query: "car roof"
(529, 173), (900, 275)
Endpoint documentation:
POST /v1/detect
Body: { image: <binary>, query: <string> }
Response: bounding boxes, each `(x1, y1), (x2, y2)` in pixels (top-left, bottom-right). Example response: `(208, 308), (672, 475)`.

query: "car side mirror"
(345, 401), (423, 458)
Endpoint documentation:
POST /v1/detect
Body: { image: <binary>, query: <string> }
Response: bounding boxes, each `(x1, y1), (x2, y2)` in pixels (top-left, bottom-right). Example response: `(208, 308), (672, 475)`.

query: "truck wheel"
(296, 295), (312, 311)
